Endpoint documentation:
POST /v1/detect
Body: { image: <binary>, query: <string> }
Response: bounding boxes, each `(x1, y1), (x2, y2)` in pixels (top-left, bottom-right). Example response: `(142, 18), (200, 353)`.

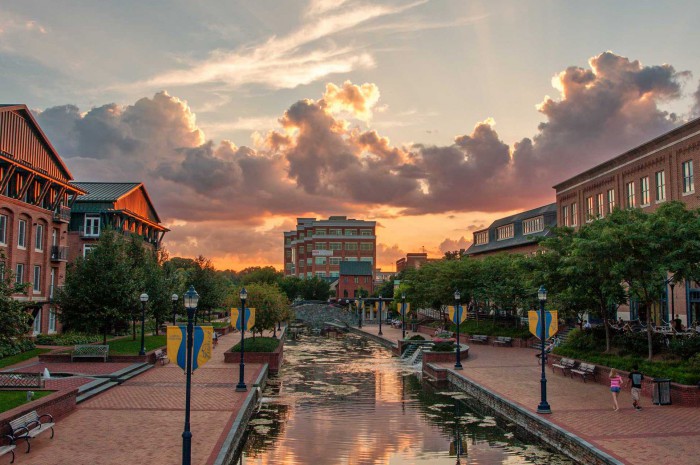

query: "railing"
(0, 372), (44, 388)
(53, 205), (71, 223)
(50, 245), (68, 261)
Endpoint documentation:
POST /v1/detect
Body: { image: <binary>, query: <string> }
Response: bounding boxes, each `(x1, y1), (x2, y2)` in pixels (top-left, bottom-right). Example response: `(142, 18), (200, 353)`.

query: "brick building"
(396, 253), (429, 273)
(0, 104), (86, 335)
(338, 261), (373, 298)
(283, 216), (376, 282)
(464, 203), (557, 258)
(67, 182), (168, 261)
(554, 117), (700, 326)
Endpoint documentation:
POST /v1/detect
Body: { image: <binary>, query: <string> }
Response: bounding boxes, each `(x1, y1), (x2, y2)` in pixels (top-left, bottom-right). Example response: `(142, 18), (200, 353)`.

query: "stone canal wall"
(292, 304), (356, 328)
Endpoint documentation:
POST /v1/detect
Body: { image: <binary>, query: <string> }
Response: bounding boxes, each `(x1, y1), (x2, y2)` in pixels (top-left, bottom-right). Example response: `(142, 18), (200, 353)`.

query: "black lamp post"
(236, 287), (248, 392)
(378, 295), (383, 336)
(172, 293), (178, 326)
(537, 285), (552, 414)
(358, 298), (363, 328)
(139, 293), (148, 356)
(272, 307), (277, 338)
(182, 285), (199, 465)
(670, 281), (676, 323)
(401, 293), (407, 340)
(454, 290), (462, 370)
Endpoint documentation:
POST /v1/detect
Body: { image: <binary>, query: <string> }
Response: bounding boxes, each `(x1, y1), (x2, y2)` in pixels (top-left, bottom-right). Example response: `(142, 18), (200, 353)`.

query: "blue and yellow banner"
(448, 305), (467, 325)
(528, 310), (558, 340)
(167, 325), (213, 371)
(398, 302), (410, 317)
(231, 307), (256, 331)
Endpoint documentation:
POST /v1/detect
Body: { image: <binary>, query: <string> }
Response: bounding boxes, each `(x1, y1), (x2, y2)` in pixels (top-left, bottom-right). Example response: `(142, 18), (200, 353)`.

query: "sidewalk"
(6, 328), (269, 465)
(369, 325), (700, 465)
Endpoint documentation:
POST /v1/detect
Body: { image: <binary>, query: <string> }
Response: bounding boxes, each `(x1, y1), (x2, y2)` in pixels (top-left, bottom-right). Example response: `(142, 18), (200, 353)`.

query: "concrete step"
(76, 379), (119, 403)
(115, 363), (153, 384)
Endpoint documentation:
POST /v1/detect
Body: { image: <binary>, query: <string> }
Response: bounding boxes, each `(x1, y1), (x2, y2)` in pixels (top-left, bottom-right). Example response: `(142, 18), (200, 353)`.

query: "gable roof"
(72, 182), (162, 223)
(339, 261), (373, 276)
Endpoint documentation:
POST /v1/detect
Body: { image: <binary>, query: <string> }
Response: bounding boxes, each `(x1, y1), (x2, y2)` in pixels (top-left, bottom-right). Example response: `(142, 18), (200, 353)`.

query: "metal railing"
(53, 205), (71, 223)
(50, 245), (68, 261)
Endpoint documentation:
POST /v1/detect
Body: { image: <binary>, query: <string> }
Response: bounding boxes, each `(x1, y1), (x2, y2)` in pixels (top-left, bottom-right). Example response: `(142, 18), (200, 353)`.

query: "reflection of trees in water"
(242, 403), (290, 457)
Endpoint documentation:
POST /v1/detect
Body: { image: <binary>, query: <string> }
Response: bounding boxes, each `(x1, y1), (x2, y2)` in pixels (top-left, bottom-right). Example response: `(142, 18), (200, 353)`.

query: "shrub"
(565, 329), (602, 352)
(230, 337), (279, 353)
(408, 335), (425, 341)
(669, 336), (700, 359)
(35, 332), (102, 346)
(0, 338), (35, 358)
(613, 331), (664, 356)
(431, 342), (455, 352)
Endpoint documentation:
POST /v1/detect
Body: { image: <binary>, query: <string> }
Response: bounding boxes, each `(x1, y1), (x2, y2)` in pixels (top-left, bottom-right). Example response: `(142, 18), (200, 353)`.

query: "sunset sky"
(2, 1), (700, 271)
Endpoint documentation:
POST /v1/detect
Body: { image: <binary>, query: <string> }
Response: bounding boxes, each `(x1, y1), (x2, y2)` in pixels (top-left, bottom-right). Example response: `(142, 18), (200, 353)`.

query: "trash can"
(652, 378), (672, 405)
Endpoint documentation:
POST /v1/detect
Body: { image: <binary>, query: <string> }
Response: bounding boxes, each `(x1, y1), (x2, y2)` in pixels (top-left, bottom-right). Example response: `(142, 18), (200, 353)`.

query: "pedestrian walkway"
(6, 328), (268, 465)
(368, 325), (700, 465)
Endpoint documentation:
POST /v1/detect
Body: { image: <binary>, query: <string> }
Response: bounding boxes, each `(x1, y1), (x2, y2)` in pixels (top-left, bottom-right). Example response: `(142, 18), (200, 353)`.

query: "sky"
(2, 0), (700, 271)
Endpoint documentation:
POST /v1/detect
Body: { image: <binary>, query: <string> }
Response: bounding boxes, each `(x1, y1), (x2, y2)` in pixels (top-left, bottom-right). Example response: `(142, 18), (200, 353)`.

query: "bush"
(669, 336), (700, 359)
(35, 332), (102, 346)
(613, 331), (665, 356)
(565, 329), (603, 352)
(408, 335), (425, 341)
(430, 341), (455, 352)
(0, 338), (35, 358)
(230, 337), (279, 353)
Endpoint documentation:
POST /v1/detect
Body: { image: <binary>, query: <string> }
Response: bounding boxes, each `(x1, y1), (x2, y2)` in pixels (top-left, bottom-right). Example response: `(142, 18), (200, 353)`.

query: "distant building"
(0, 104), (86, 335)
(395, 253), (429, 273)
(338, 261), (374, 298)
(464, 204), (557, 258)
(68, 182), (169, 262)
(283, 216), (376, 281)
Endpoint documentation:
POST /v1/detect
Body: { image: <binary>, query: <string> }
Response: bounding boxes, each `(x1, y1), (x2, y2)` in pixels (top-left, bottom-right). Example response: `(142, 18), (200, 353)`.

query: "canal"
(235, 333), (574, 464)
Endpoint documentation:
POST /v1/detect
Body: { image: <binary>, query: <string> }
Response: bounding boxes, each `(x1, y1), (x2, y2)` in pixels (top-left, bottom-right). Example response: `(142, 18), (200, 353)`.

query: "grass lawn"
(108, 335), (166, 354)
(0, 390), (53, 413)
(0, 348), (51, 369)
(230, 337), (279, 353)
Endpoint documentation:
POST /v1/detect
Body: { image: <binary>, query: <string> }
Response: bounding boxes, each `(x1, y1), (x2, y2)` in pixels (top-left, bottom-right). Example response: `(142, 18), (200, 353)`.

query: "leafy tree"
(241, 283), (288, 337)
(186, 256), (228, 316)
(0, 252), (32, 348)
(239, 266), (283, 285)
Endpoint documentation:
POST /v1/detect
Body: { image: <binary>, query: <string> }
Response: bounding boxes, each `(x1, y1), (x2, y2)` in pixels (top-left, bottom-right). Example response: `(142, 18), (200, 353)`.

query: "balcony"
(53, 205), (71, 223)
(50, 245), (68, 262)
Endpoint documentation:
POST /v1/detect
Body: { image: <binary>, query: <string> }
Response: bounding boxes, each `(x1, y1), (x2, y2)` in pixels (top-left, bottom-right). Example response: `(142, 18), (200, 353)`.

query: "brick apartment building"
(338, 261), (373, 298)
(396, 253), (430, 273)
(283, 216), (376, 281)
(0, 104), (86, 335)
(554, 117), (700, 327)
(67, 182), (168, 261)
(464, 203), (557, 258)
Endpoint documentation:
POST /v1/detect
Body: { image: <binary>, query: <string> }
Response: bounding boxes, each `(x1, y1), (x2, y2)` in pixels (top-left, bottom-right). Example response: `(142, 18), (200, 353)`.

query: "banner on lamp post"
(447, 305), (467, 325)
(167, 325), (213, 371)
(528, 310), (558, 340)
(231, 307), (256, 331)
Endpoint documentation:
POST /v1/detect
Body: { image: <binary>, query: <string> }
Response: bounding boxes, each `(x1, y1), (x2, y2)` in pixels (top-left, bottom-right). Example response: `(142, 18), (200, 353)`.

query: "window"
(523, 216), (544, 234)
(315, 257), (327, 265)
(48, 308), (56, 333)
(33, 309), (41, 335)
(562, 206), (569, 227)
(330, 257), (341, 265)
(360, 243), (373, 251)
(683, 160), (694, 194)
(52, 228), (58, 247)
(360, 257), (373, 264)
(285, 250), (292, 258)
(354, 276), (359, 284)
(306, 272), (312, 278)
(298, 246), (304, 254)
(18, 219), (26, 248)
(0, 214), (6, 245)
(360, 229), (372, 236)
(655, 171), (666, 202)
(306, 258), (312, 266)
(83, 244), (96, 256)
(15, 263), (24, 284)
(474, 231), (488, 245)
(306, 244), (313, 252)
(50, 268), (56, 298)
(571, 203), (577, 226)
(35, 224), (44, 251)
(84, 215), (100, 237)
(329, 242), (342, 250)
(344, 229), (357, 236)
(328, 228), (342, 235)
(315, 229), (326, 236)
(345, 257), (358, 262)
(315, 271), (326, 278)
(597, 193), (604, 218)
(33, 265), (41, 293)
(640, 176), (650, 206)
(586, 196), (594, 221)
(626, 181), (636, 208)
(315, 242), (327, 250)
(607, 189), (615, 213)
(496, 224), (514, 240)
(298, 260), (304, 269)
(345, 243), (358, 250)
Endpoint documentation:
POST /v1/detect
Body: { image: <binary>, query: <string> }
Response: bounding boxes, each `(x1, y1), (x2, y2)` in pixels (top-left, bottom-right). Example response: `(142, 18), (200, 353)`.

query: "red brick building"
(283, 216), (376, 282)
(554, 117), (700, 326)
(338, 261), (374, 299)
(0, 104), (86, 335)
(396, 253), (429, 273)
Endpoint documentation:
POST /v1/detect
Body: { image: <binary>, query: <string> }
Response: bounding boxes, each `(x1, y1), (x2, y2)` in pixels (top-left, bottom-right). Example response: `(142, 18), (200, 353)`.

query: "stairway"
(400, 344), (419, 360)
(530, 326), (574, 350)
(77, 363), (153, 403)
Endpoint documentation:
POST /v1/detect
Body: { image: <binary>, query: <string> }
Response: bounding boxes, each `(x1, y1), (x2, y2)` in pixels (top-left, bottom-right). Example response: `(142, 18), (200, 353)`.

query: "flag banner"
(449, 438), (468, 456)
(167, 325), (213, 371)
(448, 305), (467, 325)
(528, 310), (558, 340)
(398, 302), (411, 317)
(232, 307), (256, 331)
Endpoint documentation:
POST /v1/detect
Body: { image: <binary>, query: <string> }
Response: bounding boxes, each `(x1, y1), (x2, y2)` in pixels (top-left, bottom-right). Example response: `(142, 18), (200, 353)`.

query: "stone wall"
(292, 304), (357, 328)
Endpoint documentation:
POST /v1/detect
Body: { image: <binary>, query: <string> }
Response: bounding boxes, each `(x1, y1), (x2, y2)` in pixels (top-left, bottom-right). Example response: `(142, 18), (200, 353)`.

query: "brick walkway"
(371, 325), (700, 465)
(7, 329), (267, 465)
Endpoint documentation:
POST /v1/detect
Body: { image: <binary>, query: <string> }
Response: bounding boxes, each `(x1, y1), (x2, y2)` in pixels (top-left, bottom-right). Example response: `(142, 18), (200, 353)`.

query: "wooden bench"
(552, 358), (577, 376)
(9, 410), (55, 453)
(154, 349), (169, 365)
(469, 335), (489, 344)
(492, 336), (513, 347)
(0, 435), (16, 464)
(71, 344), (109, 362)
(570, 362), (597, 382)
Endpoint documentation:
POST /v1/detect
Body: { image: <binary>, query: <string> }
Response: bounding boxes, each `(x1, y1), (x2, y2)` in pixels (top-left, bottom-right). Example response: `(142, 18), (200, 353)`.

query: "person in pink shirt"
(609, 368), (624, 411)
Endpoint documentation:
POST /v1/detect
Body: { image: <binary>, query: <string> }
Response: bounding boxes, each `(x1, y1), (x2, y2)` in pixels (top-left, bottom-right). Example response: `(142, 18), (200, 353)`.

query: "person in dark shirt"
(629, 365), (644, 410)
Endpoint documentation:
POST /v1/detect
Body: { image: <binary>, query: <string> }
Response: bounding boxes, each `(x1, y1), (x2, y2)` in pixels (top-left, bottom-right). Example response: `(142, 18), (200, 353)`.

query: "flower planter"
(224, 337), (285, 374)
(421, 345), (469, 365)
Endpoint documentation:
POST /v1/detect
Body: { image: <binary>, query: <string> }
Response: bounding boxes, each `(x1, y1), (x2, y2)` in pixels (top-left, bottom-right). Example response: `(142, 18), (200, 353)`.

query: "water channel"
(235, 334), (574, 465)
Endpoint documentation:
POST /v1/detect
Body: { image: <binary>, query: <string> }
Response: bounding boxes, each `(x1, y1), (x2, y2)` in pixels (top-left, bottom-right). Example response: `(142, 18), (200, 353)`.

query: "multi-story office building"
(0, 104), (86, 335)
(554, 117), (700, 326)
(283, 216), (376, 281)
(396, 253), (430, 273)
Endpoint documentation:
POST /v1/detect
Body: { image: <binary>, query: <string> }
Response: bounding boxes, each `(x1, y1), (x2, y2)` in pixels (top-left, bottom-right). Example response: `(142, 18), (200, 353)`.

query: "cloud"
(438, 236), (471, 254)
(376, 243), (406, 269)
(692, 80), (700, 118)
(322, 81), (380, 122)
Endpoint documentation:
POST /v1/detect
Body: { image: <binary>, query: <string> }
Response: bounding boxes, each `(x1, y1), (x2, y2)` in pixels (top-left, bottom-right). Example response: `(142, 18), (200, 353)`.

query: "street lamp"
(401, 293), (407, 340)
(139, 293), (149, 356)
(172, 293), (178, 326)
(537, 285), (552, 414)
(454, 290), (462, 370)
(182, 285), (199, 465)
(670, 281), (676, 324)
(236, 288), (248, 392)
(378, 295), (383, 336)
(358, 297), (363, 328)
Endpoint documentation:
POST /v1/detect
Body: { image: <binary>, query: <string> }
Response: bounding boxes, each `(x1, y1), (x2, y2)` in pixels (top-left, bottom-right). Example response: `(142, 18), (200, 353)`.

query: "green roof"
(339, 261), (373, 276)
(72, 182), (141, 202)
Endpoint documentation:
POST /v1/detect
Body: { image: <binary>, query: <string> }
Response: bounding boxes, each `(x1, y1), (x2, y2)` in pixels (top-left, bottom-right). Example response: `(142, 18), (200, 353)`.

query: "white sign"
(312, 249), (333, 257)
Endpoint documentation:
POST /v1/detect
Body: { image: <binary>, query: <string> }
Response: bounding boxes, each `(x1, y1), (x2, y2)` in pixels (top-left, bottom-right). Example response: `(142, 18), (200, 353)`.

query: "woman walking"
(609, 369), (624, 411)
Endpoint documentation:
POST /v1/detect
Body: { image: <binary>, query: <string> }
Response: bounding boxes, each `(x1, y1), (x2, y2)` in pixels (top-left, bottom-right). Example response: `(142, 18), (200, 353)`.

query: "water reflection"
(236, 334), (573, 465)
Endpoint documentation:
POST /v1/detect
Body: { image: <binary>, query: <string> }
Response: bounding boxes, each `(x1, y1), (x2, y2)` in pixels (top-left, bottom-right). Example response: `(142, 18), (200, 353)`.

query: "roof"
(339, 261), (373, 276)
(489, 203), (557, 229)
(71, 182), (141, 201)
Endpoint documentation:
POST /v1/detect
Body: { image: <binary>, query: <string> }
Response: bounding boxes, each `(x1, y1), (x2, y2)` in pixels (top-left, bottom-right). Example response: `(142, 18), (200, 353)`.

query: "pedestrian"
(212, 331), (219, 348)
(628, 365), (644, 410)
(609, 368), (624, 411)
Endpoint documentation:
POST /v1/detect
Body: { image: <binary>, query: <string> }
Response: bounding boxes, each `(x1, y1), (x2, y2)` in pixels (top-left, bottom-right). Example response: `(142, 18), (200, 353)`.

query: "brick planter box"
(0, 388), (78, 434)
(38, 347), (164, 364)
(547, 353), (700, 407)
(224, 337), (285, 374)
(422, 345), (469, 365)
(414, 325), (533, 348)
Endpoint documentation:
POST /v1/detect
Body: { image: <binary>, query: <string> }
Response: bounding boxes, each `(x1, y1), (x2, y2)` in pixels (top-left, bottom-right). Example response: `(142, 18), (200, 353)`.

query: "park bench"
(492, 336), (513, 347)
(9, 410), (55, 453)
(570, 362), (597, 382)
(71, 344), (109, 362)
(468, 335), (489, 344)
(552, 358), (577, 376)
(0, 435), (16, 464)
(154, 349), (169, 366)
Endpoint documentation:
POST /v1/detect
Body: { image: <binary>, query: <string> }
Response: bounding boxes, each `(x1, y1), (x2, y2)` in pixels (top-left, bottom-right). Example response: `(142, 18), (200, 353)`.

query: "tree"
(186, 256), (228, 317)
(242, 283), (288, 337)
(239, 266), (283, 285)
(0, 252), (31, 349)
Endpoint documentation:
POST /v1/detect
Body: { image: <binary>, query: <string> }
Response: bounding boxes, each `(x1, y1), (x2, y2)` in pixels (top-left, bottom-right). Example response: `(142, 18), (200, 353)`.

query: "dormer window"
(522, 216), (544, 234)
(474, 231), (489, 245)
(496, 224), (514, 241)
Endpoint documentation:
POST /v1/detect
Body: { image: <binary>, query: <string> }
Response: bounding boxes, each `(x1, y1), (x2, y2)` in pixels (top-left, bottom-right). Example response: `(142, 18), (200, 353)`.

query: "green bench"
(71, 344), (109, 362)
